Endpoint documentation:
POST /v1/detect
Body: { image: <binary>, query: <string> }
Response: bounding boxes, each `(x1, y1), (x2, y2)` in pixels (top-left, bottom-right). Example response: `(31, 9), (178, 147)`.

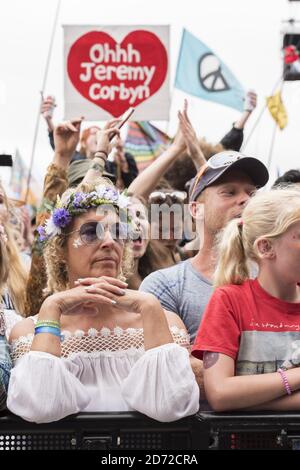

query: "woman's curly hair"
(43, 178), (134, 294)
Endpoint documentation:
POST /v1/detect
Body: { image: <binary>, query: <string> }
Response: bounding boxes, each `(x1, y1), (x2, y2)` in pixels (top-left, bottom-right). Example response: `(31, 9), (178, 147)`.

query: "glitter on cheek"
(73, 237), (82, 248)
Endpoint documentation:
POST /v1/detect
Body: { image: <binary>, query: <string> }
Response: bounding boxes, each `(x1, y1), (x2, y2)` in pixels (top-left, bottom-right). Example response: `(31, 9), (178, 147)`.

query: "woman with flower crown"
(7, 173), (200, 423)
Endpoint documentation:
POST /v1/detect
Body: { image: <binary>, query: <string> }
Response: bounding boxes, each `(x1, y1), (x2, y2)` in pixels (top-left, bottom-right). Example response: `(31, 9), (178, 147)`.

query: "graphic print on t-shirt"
(237, 330), (300, 375)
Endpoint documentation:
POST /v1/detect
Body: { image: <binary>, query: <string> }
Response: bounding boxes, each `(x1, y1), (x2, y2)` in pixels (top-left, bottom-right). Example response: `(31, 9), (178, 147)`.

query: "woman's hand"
(40, 277), (128, 317)
(76, 277), (158, 314)
(95, 119), (121, 158)
(75, 277), (173, 350)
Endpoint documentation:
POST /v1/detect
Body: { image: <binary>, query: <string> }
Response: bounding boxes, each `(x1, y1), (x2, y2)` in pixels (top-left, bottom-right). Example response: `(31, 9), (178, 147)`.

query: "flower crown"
(37, 185), (131, 243)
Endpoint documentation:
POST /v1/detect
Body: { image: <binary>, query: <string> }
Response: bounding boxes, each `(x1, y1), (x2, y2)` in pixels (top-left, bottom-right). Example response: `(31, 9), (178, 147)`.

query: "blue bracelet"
(35, 326), (61, 338)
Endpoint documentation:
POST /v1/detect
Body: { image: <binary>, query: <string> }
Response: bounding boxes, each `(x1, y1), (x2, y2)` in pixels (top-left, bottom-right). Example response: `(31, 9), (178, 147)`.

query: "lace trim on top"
(3, 310), (22, 340)
(10, 324), (190, 364)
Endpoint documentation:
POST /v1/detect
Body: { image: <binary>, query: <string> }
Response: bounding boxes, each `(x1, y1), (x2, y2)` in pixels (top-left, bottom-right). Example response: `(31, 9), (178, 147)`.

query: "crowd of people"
(1, 88), (300, 423)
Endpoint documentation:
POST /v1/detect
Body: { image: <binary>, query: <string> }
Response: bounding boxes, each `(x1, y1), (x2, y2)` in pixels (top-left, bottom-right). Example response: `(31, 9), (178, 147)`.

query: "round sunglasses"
(66, 221), (131, 245)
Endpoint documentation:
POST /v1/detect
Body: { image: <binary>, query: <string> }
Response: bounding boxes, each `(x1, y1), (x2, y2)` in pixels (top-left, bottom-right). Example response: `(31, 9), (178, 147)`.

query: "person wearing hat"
(67, 159), (115, 187)
(140, 150), (269, 344)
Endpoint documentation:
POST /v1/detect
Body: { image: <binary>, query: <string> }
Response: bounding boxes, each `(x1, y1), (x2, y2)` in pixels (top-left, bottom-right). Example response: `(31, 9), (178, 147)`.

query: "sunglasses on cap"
(66, 221), (131, 245)
(190, 151), (245, 200)
(148, 191), (187, 204)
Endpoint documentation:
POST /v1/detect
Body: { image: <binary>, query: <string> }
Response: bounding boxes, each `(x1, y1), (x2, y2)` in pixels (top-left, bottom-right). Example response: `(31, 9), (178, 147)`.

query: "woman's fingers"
(85, 283), (126, 296)
(107, 127), (121, 138)
(84, 287), (118, 304)
(183, 98), (188, 113)
(56, 117), (84, 133)
(71, 117), (84, 128)
(65, 121), (79, 132)
(75, 276), (128, 288)
(178, 110), (190, 128)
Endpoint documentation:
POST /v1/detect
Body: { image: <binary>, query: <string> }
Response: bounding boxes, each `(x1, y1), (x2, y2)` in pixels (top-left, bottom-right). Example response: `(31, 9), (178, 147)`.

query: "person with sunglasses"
(126, 192), (187, 290)
(7, 179), (199, 423)
(140, 151), (269, 345)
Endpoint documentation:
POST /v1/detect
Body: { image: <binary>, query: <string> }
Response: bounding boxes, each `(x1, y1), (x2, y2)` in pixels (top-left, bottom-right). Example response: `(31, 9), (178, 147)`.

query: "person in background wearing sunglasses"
(126, 196), (151, 290)
(7, 179), (199, 423)
(126, 190), (188, 290)
(140, 151), (269, 344)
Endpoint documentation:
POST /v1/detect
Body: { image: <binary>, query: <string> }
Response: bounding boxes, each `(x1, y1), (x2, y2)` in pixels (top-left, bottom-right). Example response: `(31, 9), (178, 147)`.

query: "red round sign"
(67, 30), (168, 117)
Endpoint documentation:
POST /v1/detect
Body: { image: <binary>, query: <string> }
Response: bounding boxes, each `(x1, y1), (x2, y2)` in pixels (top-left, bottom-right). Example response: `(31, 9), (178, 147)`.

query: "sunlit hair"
(43, 178), (133, 294)
(79, 126), (100, 156)
(214, 186), (300, 288)
(0, 222), (28, 314)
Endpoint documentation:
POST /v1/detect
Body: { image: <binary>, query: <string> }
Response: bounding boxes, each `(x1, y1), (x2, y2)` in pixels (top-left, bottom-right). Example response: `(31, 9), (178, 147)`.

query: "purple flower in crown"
(52, 208), (72, 228)
(95, 186), (107, 199)
(104, 188), (119, 202)
(37, 225), (47, 242)
(73, 192), (86, 208)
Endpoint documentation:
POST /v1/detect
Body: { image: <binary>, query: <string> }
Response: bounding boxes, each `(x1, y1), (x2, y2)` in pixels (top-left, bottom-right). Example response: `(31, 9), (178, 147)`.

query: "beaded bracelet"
(278, 368), (292, 395)
(36, 320), (60, 329)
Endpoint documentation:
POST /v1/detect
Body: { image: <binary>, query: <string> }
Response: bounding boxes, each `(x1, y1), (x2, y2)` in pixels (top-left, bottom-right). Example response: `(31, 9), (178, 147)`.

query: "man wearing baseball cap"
(140, 150), (269, 343)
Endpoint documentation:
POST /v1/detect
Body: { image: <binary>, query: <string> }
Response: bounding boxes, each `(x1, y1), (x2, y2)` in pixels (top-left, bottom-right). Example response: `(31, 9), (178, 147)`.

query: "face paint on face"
(72, 237), (82, 249)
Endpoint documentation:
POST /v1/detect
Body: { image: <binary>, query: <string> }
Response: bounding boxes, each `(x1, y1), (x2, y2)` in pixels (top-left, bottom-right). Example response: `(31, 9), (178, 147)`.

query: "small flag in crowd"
(266, 91), (288, 130)
(125, 122), (172, 172)
(174, 28), (245, 112)
(9, 149), (41, 206)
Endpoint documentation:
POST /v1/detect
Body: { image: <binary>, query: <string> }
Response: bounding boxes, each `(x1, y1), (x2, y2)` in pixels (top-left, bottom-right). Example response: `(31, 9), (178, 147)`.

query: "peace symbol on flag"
(198, 53), (230, 92)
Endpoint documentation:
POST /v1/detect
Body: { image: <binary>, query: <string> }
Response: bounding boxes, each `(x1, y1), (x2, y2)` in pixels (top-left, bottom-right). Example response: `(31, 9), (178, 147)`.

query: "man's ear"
(189, 201), (204, 220)
(256, 238), (275, 259)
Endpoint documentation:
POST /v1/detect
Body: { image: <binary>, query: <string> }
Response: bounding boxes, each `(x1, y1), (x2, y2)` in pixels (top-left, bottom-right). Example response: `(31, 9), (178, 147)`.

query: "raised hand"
(53, 117), (84, 161)
(40, 95), (56, 120)
(178, 99), (206, 169)
(95, 119), (121, 159)
(244, 90), (257, 113)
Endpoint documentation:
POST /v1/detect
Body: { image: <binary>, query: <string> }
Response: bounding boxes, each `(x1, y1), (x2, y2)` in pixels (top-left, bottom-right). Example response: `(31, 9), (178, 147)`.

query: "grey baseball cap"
(189, 151), (269, 202)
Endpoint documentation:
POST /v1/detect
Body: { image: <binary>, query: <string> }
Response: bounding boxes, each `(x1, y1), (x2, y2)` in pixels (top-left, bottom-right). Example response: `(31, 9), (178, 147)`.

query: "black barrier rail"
(199, 411), (300, 450)
(2, 411), (300, 450)
(0, 412), (209, 451)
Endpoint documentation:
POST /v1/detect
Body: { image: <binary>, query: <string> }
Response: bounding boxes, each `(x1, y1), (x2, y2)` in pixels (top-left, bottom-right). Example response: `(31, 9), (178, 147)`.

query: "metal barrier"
(0, 412), (209, 451)
(198, 411), (300, 450)
(2, 411), (300, 450)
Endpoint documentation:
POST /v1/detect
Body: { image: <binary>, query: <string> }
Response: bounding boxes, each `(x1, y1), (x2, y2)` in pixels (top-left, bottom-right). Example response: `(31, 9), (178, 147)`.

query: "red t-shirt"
(192, 279), (300, 375)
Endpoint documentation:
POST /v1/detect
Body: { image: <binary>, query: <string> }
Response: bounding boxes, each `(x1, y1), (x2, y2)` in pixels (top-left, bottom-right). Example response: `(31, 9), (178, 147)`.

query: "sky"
(1, 0), (300, 190)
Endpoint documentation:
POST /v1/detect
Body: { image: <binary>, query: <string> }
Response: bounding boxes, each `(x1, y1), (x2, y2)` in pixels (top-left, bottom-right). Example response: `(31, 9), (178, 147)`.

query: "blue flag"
(175, 29), (245, 112)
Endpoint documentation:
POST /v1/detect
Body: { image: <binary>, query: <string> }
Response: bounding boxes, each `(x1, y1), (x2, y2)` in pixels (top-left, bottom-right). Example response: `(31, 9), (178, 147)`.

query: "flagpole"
(167, 28), (186, 137)
(25, 0), (61, 203)
(266, 80), (285, 171)
(266, 119), (278, 171)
